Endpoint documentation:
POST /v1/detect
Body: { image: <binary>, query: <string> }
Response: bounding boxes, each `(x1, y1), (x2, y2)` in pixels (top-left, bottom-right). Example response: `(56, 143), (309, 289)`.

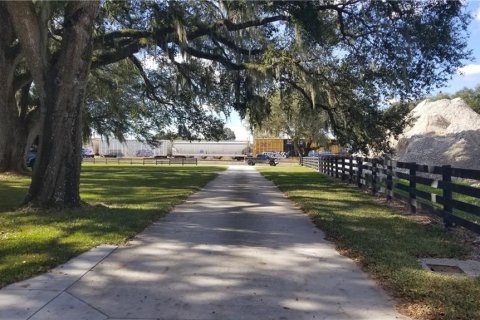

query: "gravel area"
(393, 98), (480, 170)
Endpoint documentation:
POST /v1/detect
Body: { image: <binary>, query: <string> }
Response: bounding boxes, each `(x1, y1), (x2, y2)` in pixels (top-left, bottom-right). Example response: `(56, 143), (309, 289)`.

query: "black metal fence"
(83, 157), (198, 166)
(300, 156), (480, 234)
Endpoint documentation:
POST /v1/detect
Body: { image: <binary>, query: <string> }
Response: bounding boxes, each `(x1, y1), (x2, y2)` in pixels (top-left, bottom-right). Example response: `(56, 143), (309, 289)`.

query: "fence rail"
(300, 156), (480, 234)
(82, 157), (198, 166)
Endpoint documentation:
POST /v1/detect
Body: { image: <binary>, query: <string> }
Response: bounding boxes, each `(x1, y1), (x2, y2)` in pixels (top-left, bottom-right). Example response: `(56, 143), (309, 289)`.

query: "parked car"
(136, 149), (154, 157)
(246, 154), (279, 166)
(26, 148), (37, 168)
(255, 153), (271, 161)
(81, 148), (95, 158)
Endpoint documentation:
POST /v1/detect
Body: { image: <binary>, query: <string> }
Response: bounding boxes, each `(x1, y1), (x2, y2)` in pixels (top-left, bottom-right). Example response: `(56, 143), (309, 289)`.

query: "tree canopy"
(89, 0), (471, 152)
(254, 89), (330, 156)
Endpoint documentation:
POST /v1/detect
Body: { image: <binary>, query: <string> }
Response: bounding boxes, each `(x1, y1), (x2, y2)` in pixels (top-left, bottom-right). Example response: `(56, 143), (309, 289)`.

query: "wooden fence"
(83, 157), (198, 166)
(300, 156), (480, 234)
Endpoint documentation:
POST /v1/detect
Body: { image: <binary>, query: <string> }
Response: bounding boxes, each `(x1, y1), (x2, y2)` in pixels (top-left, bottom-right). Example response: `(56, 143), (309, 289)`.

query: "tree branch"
(181, 44), (247, 70)
(211, 33), (265, 56)
(184, 15), (290, 41)
(93, 14), (289, 57)
(6, 1), (48, 102)
(18, 81), (32, 122)
(91, 40), (143, 69)
(128, 55), (175, 108)
(285, 78), (340, 136)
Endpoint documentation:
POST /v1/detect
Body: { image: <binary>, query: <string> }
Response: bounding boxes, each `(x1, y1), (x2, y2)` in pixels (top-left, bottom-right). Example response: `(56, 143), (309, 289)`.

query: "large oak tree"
(0, 0), (471, 208)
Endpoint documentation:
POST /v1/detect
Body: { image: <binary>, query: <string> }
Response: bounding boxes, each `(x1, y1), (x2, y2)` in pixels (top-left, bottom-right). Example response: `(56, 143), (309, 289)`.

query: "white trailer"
(172, 140), (249, 159)
(85, 138), (248, 159)
(151, 140), (171, 158)
(88, 138), (171, 157)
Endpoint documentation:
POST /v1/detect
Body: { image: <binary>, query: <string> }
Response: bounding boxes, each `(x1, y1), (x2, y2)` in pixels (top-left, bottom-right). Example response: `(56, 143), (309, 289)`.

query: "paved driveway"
(1, 166), (407, 320)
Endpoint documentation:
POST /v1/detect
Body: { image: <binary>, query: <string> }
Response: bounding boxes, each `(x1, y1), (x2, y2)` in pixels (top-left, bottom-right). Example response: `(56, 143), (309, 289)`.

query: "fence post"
(357, 157), (363, 188)
(335, 157), (339, 178)
(329, 157), (333, 177)
(442, 165), (453, 228)
(341, 157), (345, 180)
(349, 156), (353, 184)
(385, 155), (393, 202)
(317, 157), (321, 172)
(408, 162), (417, 213)
(331, 157), (334, 177)
(299, 156), (303, 166)
(371, 158), (377, 195)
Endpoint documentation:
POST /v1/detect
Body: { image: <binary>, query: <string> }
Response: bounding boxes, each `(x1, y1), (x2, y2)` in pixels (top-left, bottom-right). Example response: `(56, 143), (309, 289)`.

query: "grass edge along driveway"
(0, 165), (226, 288)
(258, 165), (480, 320)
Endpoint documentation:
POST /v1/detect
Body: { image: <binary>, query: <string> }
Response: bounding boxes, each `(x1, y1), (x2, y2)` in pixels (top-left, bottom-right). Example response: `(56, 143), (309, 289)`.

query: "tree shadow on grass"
(0, 166), (224, 288)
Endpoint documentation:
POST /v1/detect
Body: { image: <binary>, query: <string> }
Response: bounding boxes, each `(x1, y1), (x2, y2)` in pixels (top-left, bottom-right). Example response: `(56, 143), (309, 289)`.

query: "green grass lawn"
(258, 166), (480, 320)
(0, 164), (225, 288)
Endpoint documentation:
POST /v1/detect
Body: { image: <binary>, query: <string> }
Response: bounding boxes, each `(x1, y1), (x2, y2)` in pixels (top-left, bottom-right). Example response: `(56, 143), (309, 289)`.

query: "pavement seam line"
(62, 291), (110, 319)
(25, 246), (118, 320)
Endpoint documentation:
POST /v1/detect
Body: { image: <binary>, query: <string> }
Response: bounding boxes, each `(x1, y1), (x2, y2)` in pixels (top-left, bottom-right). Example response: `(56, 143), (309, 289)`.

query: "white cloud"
(457, 64), (480, 75)
(475, 7), (480, 21)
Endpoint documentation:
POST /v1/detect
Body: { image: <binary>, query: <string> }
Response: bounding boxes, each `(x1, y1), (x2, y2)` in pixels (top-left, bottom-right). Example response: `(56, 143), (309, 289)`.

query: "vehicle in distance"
(246, 154), (279, 166)
(136, 149), (154, 157)
(82, 148), (94, 158)
(26, 149), (37, 168)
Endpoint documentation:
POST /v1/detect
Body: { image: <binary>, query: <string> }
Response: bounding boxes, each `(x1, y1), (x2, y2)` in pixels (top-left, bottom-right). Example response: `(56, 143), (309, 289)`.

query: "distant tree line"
(429, 86), (480, 114)
(404, 85), (480, 114)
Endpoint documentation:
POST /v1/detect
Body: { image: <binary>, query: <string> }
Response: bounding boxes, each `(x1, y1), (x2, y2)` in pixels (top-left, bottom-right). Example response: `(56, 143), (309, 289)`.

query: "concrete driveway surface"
(0, 166), (408, 320)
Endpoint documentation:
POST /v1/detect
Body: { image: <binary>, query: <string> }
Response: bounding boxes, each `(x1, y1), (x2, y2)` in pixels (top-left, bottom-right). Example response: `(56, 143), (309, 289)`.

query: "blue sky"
(227, 2), (480, 141)
(437, 0), (480, 94)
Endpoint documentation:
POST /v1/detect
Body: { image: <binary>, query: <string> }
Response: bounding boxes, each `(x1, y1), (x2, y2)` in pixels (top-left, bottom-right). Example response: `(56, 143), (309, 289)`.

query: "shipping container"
(85, 138), (250, 159)
(253, 138), (284, 156)
(172, 140), (249, 158)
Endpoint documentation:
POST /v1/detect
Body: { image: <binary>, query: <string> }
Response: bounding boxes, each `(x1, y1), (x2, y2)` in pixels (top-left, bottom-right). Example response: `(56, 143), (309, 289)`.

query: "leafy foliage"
(221, 127), (236, 141)
(85, 58), (229, 143)
(254, 89), (330, 155)
(453, 86), (480, 114)
(262, 1), (471, 153)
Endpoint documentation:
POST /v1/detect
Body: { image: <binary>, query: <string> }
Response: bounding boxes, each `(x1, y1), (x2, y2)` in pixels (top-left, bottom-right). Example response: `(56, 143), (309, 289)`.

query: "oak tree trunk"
(0, 4), (26, 173)
(13, 2), (100, 207)
(0, 110), (28, 173)
(293, 139), (303, 157)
